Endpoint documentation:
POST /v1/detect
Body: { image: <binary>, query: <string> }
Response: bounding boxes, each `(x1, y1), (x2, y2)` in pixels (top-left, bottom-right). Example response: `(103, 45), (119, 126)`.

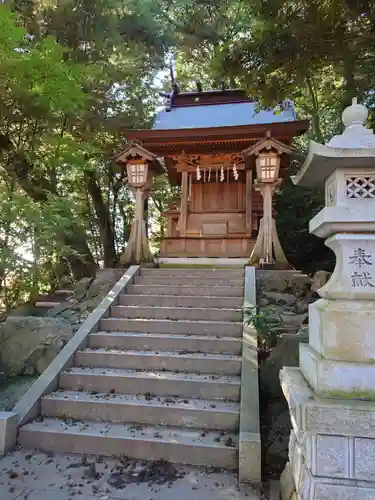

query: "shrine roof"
(153, 99), (297, 130)
(123, 89), (309, 155)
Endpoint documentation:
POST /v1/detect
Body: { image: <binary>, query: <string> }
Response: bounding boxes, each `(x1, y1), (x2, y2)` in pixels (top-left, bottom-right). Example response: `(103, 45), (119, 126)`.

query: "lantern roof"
(114, 143), (165, 175)
(242, 133), (294, 157)
(292, 98), (375, 187)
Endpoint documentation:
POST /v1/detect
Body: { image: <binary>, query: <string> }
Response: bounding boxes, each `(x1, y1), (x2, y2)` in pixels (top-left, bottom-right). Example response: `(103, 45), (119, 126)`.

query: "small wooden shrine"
(123, 89), (309, 258)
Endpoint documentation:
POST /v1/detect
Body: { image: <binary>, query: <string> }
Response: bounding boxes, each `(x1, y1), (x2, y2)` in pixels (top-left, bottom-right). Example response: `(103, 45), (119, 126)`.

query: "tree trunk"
(342, 55), (356, 111)
(63, 231), (97, 280)
(6, 153), (97, 279)
(84, 169), (117, 267)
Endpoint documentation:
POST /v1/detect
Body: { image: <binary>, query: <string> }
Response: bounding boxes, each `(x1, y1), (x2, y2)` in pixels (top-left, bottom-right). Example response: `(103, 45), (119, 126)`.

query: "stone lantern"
(243, 134), (292, 268)
(114, 144), (165, 265)
(280, 99), (375, 500)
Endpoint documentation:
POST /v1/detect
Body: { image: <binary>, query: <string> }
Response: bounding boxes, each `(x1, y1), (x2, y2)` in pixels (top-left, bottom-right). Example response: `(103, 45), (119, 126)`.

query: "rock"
(280, 462), (295, 500)
(0, 317), (73, 381)
(7, 303), (45, 318)
(281, 312), (308, 327)
(48, 268), (124, 329)
(0, 375), (38, 411)
(311, 270), (332, 293)
(82, 269), (123, 300)
(295, 299), (309, 314)
(262, 304), (286, 317)
(262, 292), (296, 306)
(258, 298), (269, 306)
(287, 274), (312, 293)
(261, 277), (288, 293)
(260, 327), (308, 399)
(265, 401), (292, 460)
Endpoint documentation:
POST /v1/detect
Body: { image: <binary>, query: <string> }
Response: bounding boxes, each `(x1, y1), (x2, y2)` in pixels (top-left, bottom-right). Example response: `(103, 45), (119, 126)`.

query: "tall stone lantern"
(114, 144), (165, 265)
(280, 98), (375, 500)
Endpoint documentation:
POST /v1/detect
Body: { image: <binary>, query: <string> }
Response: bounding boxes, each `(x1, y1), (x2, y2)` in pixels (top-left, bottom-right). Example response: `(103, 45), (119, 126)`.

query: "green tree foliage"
(0, 2), (170, 312)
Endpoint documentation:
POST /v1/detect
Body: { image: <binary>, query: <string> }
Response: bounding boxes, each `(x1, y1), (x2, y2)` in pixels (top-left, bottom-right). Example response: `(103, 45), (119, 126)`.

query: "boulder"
(48, 268), (124, 331)
(288, 274), (312, 293)
(295, 299), (309, 314)
(0, 375), (38, 411)
(258, 298), (269, 306)
(311, 270), (332, 293)
(281, 312), (308, 327)
(260, 327), (308, 399)
(262, 291), (297, 306)
(0, 317), (73, 381)
(260, 277), (289, 293)
(265, 400), (292, 461)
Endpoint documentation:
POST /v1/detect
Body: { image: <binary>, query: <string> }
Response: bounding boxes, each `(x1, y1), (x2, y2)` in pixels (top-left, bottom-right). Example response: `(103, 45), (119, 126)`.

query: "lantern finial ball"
(342, 97), (368, 128)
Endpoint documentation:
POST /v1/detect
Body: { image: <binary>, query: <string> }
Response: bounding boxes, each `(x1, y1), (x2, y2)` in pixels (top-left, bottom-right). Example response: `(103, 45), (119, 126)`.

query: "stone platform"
(280, 367), (375, 499)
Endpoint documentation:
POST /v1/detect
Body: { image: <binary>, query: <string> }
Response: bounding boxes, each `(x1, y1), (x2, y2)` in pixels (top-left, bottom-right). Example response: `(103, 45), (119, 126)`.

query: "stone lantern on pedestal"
(114, 144), (165, 265)
(280, 98), (375, 500)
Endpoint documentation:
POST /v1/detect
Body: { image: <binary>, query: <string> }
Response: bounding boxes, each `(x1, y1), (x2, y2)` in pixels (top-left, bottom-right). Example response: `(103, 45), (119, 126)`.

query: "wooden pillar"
(245, 169), (253, 234)
(120, 187), (153, 265)
(180, 171), (188, 235)
(262, 184), (273, 264)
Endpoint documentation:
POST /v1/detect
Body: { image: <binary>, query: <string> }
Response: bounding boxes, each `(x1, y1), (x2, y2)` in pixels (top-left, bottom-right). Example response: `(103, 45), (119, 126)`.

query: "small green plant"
(243, 306), (281, 349)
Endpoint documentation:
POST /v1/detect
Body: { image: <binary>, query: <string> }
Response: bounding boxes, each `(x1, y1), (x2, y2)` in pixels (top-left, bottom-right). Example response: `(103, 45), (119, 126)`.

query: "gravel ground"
(0, 449), (260, 500)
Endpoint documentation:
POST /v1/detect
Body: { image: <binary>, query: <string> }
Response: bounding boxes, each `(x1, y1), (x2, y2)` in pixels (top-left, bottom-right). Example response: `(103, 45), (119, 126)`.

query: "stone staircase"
(19, 268), (244, 469)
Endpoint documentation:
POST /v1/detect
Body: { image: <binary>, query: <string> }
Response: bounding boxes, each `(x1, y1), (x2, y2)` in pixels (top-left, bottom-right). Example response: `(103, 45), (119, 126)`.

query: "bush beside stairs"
(18, 267), (244, 469)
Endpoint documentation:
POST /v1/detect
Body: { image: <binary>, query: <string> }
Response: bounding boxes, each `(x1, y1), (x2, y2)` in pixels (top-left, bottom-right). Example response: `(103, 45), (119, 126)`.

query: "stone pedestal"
(281, 98), (375, 499)
(281, 368), (375, 499)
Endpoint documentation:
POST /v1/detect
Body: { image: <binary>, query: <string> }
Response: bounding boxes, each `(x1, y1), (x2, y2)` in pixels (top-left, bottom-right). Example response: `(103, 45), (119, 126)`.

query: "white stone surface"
(281, 368), (375, 498)
(311, 167), (375, 237)
(297, 460), (375, 500)
(324, 168), (375, 208)
(0, 411), (18, 456)
(280, 367), (314, 431)
(299, 343), (375, 397)
(309, 207), (375, 239)
(308, 299), (375, 362)
(316, 234), (375, 300)
(328, 98), (375, 149)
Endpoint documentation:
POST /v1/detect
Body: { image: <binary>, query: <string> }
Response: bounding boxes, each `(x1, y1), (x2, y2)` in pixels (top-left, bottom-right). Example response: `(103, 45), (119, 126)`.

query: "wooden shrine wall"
(186, 180), (247, 236)
(189, 181), (246, 212)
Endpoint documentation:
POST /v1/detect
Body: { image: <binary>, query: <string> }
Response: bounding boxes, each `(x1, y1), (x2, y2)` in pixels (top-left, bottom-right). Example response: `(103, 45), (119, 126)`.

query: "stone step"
(126, 284), (243, 297)
(75, 349), (242, 376)
(42, 391), (240, 430)
(100, 318), (242, 336)
(119, 294), (243, 309)
(59, 367), (241, 401)
(54, 289), (73, 295)
(19, 419), (238, 469)
(35, 301), (61, 308)
(111, 305), (242, 322)
(89, 332), (242, 355)
(140, 268), (244, 278)
(134, 276), (244, 287)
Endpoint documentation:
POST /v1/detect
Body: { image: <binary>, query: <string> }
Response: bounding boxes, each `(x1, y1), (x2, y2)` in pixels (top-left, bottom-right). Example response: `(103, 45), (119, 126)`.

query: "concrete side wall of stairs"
(1, 265), (261, 486)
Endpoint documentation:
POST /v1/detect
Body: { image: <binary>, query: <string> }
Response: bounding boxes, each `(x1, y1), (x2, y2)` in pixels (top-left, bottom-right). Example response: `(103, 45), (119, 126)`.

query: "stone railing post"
(280, 98), (375, 499)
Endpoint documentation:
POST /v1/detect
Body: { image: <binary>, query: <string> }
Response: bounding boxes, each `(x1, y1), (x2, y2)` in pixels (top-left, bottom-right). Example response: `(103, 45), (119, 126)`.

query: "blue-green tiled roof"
(152, 101), (296, 130)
